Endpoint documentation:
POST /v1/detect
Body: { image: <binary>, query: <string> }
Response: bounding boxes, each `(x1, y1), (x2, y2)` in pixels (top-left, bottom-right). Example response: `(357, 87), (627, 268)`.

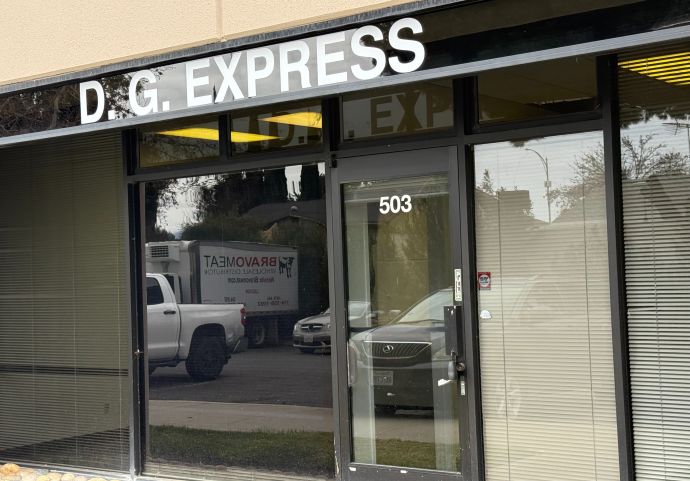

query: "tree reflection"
(553, 134), (690, 209)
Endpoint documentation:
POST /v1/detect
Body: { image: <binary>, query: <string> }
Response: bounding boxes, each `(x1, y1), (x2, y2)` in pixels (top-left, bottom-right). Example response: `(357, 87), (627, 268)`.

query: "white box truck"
(146, 240), (299, 347)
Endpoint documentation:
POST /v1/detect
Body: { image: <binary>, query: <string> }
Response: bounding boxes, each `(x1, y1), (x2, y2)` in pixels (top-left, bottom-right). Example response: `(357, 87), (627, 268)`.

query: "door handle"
(163, 309), (177, 315)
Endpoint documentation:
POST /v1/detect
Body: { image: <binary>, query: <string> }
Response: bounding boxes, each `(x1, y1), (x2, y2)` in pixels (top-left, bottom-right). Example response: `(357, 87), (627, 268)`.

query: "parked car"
(293, 301), (377, 354)
(147, 273), (247, 381)
(349, 288), (453, 413)
(293, 308), (331, 353)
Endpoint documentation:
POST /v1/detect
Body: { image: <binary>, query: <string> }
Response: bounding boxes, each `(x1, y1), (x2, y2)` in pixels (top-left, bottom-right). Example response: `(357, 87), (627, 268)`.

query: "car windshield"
(396, 289), (453, 323)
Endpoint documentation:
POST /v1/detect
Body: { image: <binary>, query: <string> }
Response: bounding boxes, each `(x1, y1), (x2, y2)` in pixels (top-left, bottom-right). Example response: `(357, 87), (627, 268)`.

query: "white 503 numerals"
(379, 195), (412, 214)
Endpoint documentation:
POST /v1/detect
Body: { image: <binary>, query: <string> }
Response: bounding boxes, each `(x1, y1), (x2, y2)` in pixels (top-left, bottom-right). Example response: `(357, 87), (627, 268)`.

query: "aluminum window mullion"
(600, 54), (635, 481)
(455, 76), (485, 481)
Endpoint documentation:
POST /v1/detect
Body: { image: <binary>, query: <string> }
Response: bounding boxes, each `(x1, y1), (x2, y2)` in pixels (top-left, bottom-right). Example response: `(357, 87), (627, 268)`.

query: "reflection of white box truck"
(146, 240), (299, 347)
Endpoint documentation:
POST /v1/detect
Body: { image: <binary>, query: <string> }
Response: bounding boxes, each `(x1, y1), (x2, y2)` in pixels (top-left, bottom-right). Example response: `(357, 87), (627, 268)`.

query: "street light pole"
(525, 148), (552, 223)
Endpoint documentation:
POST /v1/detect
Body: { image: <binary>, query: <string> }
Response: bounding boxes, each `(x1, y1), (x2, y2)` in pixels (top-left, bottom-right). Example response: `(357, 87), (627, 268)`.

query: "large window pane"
(144, 163), (333, 480)
(475, 132), (618, 481)
(341, 81), (453, 141)
(0, 133), (130, 471)
(619, 44), (690, 481)
(139, 118), (220, 168)
(477, 56), (598, 125)
(230, 101), (322, 154)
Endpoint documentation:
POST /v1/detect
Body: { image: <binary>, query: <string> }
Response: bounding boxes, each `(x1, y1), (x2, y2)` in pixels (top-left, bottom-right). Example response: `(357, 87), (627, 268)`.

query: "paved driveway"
(149, 343), (333, 408)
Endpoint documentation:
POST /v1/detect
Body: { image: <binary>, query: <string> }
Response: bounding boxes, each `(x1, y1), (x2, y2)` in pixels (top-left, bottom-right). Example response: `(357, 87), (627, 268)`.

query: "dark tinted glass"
(230, 101), (322, 154)
(144, 163), (333, 480)
(0, 133), (130, 472)
(477, 56), (598, 125)
(341, 80), (453, 141)
(147, 278), (165, 305)
(139, 118), (220, 168)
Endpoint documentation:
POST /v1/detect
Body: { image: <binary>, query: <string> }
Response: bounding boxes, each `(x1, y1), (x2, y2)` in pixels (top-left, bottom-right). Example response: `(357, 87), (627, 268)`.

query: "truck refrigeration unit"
(146, 240), (299, 347)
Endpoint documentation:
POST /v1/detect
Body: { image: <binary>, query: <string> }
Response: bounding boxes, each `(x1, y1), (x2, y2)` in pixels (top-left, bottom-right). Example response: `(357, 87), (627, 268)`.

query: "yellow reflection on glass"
(230, 131), (280, 142)
(619, 52), (690, 85)
(260, 112), (323, 129)
(157, 128), (278, 143)
(158, 127), (219, 141)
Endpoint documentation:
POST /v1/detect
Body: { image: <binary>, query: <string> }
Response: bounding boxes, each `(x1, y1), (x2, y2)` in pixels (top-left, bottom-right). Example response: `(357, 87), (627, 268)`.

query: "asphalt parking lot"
(149, 343), (333, 408)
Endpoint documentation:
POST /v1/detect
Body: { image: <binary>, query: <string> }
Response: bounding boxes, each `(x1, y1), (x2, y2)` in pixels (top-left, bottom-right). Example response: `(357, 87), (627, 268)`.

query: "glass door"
(333, 147), (467, 480)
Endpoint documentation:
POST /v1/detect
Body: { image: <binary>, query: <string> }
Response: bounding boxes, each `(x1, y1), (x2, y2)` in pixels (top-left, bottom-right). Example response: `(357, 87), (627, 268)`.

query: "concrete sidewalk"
(149, 400), (333, 433)
(149, 400), (446, 443)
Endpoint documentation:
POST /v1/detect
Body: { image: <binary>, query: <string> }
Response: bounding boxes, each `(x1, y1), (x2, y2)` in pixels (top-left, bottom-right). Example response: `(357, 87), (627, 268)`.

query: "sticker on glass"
(477, 271), (491, 290)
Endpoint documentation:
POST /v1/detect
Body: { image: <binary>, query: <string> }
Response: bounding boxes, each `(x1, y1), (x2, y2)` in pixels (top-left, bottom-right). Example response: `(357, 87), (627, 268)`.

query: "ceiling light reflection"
(619, 52), (690, 85)
(260, 111), (323, 129)
(157, 128), (279, 143)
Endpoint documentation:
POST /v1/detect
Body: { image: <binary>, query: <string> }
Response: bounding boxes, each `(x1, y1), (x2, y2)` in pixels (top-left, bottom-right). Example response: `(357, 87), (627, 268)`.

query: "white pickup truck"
(147, 273), (247, 381)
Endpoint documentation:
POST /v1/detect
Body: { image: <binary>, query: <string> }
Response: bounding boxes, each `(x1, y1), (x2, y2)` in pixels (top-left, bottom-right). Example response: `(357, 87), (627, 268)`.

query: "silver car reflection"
(293, 302), (375, 354)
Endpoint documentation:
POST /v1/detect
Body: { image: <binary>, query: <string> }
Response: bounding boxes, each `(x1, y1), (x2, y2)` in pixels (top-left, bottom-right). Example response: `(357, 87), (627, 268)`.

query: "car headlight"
(293, 323), (299, 333)
(325, 323), (331, 330)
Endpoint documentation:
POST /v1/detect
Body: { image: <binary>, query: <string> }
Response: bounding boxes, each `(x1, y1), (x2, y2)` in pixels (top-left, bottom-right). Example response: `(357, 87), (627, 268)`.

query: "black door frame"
(328, 145), (469, 481)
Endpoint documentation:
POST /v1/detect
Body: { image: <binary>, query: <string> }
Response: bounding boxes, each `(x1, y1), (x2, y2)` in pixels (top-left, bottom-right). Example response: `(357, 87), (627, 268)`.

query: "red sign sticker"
(477, 272), (491, 290)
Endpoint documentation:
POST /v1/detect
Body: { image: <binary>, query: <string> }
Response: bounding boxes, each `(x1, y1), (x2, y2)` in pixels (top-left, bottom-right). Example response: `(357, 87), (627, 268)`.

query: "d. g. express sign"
(79, 18), (426, 125)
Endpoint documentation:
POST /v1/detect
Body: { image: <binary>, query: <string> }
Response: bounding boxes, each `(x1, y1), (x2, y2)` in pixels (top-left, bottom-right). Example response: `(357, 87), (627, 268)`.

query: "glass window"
(147, 278), (165, 305)
(144, 163), (333, 480)
(342, 80), (453, 141)
(139, 118), (220, 168)
(477, 56), (598, 125)
(474, 132), (619, 481)
(618, 44), (690, 480)
(230, 101), (322, 154)
(0, 133), (130, 472)
(342, 173), (460, 472)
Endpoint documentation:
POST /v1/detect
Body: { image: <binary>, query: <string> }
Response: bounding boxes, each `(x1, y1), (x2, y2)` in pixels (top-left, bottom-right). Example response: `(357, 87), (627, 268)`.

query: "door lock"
(451, 350), (466, 375)
(439, 350), (467, 387)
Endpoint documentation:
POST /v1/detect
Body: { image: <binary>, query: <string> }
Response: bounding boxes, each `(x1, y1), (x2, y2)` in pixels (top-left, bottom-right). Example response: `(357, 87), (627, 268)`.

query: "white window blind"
(0, 133), (130, 471)
(475, 132), (619, 481)
(619, 45), (690, 481)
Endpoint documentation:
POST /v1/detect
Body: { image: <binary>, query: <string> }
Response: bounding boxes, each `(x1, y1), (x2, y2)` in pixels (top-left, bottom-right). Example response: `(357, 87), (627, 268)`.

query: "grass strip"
(150, 426), (335, 476)
(150, 426), (442, 476)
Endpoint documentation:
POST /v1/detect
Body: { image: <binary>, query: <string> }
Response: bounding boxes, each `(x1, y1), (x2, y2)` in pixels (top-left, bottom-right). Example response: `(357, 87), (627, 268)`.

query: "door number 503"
(379, 195), (412, 214)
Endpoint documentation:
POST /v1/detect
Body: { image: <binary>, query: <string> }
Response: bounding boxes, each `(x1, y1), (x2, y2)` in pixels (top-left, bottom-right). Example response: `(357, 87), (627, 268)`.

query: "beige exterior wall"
(0, 0), (413, 87)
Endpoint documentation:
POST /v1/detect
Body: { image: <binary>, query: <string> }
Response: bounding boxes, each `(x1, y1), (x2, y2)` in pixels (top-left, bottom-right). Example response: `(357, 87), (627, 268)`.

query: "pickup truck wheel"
(186, 336), (225, 382)
(249, 322), (266, 347)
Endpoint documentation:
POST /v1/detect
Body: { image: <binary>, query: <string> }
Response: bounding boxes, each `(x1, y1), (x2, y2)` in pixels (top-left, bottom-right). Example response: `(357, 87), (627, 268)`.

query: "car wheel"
(375, 405), (397, 416)
(299, 347), (315, 354)
(185, 336), (225, 382)
(249, 322), (266, 347)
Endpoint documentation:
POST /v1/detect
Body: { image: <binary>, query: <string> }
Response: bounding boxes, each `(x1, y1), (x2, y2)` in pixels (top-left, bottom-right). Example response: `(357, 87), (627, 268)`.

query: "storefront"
(1, 1), (689, 481)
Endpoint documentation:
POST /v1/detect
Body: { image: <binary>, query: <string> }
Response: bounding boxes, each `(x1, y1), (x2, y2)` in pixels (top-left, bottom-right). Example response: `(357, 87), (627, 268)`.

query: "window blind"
(475, 132), (619, 481)
(619, 44), (690, 481)
(0, 133), (130, 471)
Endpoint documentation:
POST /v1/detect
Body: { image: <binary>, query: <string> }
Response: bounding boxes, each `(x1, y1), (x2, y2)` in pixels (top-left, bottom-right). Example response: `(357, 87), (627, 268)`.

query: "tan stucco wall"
(0, 0), (413, 87)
